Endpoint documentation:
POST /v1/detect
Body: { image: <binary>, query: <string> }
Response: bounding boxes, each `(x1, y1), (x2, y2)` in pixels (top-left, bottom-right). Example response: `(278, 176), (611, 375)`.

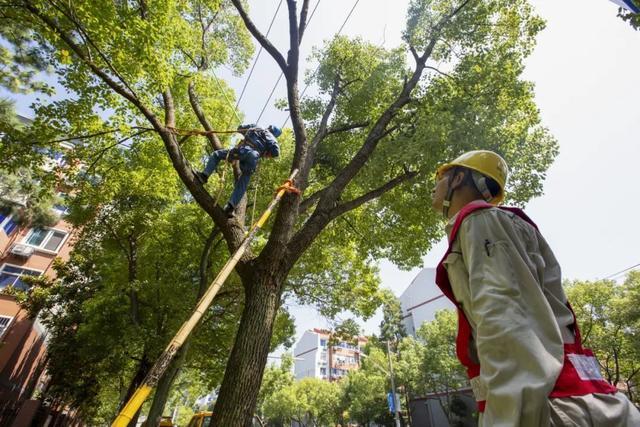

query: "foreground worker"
(195, 124), (281, 217)
(432, 150), (640, 426)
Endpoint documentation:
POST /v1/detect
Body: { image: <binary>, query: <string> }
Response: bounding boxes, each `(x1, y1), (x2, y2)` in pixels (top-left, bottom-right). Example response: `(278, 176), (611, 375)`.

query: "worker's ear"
(449, 169), (466, 190)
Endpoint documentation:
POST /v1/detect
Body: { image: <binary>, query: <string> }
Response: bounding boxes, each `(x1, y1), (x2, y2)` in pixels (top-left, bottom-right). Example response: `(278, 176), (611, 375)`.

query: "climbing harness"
(111, 170), (301, 427)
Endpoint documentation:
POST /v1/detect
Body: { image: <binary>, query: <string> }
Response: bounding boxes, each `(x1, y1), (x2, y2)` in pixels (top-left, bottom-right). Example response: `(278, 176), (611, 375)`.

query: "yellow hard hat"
(436, 150), (508, 204)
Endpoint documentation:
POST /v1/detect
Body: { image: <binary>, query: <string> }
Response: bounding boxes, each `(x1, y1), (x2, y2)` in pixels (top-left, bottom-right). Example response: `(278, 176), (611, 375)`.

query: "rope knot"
(276, 179), (301, 195)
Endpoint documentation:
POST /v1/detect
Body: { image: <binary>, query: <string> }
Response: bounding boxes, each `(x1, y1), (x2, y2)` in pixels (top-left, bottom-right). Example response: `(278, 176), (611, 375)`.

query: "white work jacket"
(442, 201), (640, 426)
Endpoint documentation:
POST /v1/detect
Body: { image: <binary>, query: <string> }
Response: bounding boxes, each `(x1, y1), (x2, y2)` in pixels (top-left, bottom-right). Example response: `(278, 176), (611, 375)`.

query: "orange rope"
(166, 126), (259, 137)
(275, 179), (301, 195)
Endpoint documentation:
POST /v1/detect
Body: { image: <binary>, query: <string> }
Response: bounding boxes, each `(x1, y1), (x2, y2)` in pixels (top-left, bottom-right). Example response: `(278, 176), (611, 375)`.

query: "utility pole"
(386, 340), (402, 427)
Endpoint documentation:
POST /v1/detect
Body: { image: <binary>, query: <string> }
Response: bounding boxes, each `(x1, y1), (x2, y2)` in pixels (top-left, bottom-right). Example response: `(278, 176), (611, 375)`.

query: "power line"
(282, 0), (362, 127)
(256, 0), (323, 124)
(234, 0), (284, 115)
(256, 73), (284, 123)
(603, 262), (640, 280)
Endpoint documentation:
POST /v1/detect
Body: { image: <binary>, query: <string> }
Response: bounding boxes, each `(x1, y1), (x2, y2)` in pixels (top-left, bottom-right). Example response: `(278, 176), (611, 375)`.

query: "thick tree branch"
(230, 0), (288, 73)
(286, 0), (300, 62)
(324, 122), (369, 137)
(162, 90), (176, 128)
(286, 169), (418, 265)
(300, 76), (341, 175)
(254, 0), (308, 270)
(298, 188), (326, 214)
(187, 80), (223, 151)
(298, 0), (311, 43)
(330, 169), (418, 218)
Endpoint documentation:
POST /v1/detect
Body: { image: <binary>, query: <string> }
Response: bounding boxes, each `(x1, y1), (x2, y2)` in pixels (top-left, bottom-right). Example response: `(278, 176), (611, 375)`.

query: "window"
(0, 264), (42, 290)
(320, 367), (326, 376)
(0, 210), (17, 236)
(320, 339), (327, 347)
(23, 227), (68, 252)
(0, 315), (13, 338)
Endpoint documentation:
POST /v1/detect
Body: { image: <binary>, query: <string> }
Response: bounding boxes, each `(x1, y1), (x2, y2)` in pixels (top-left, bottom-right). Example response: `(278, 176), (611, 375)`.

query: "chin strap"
(471, 170), (493, 202)
(442, 170), (458, 218)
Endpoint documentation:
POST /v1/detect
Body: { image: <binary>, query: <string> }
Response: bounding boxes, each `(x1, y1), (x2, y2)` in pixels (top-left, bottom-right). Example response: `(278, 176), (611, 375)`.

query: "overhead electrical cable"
(235, 0), (285, 115)
(602, 262), (640, 280)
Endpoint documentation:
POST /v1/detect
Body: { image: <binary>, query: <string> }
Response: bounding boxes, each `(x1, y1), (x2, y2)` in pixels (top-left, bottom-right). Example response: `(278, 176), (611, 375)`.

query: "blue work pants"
(203, 146), (260, 207)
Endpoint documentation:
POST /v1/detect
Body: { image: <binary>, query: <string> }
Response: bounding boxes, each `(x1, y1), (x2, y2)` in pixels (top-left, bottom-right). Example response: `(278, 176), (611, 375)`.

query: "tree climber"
(431, 150), (640, 426)
(194, 124), (281, 217)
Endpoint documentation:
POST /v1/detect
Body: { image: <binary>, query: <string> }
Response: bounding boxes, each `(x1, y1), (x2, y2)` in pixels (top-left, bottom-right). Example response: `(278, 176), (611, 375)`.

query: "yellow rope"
(249, 163), (260, 227)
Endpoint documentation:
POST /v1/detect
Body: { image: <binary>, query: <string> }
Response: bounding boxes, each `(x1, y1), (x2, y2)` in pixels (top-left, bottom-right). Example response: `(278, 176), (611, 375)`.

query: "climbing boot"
(223, 202), (235, 218)
(194, 170), (209, 185)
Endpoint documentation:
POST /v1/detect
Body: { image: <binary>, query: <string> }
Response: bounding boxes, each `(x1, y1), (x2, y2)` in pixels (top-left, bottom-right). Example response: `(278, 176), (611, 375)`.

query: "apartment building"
(0, 126), (77, 424)
(293, 328), (367, 381)
(398, 268), (454, 337)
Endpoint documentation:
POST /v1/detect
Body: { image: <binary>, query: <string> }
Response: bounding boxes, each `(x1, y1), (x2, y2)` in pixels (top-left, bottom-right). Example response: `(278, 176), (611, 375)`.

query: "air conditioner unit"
(10, 243), (35, 258)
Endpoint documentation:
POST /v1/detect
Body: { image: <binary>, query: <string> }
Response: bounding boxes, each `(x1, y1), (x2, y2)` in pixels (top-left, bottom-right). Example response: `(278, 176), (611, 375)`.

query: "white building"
(399, 268), (454, 336)
(293, 328), (366, 381)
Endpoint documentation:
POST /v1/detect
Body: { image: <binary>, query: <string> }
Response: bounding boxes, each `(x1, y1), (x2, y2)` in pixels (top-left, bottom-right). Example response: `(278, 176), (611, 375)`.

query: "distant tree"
(342, 346), (395, 427)
(379, 289), (407, 347)
(262, 377), (341, 427)
(0, 20), (55, 171)
(565, 273), (640, 405)
(0, 166), (61, 227)
(616, 2), (640, 30)
(256, 354), (295, 424)
(395, 309), (469, 423)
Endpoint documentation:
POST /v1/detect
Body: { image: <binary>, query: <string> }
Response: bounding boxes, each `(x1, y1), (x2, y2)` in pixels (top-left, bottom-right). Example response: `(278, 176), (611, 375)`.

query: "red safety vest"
(435, 202), (617, 412)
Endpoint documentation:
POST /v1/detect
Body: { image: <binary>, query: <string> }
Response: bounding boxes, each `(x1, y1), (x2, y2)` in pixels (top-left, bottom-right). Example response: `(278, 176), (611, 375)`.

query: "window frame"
(21, 226), (69, 254)
(0, 263), (43, 291)
(0, 315), (13, 339)
(0, 212), (17, 236)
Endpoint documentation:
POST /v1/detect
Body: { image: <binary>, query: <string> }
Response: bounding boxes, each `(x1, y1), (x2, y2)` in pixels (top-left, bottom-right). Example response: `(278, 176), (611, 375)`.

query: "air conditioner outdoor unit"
(10, 243), (35, 258)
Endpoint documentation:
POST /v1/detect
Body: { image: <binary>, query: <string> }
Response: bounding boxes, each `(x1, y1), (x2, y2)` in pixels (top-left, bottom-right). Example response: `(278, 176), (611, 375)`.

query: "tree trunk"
(146, 344), (189, 426)
(211, 273), (282, 427)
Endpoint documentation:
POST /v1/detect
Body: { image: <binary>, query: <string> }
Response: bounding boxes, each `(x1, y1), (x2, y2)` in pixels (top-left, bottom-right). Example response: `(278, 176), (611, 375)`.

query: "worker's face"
(431, 170), (451, 214)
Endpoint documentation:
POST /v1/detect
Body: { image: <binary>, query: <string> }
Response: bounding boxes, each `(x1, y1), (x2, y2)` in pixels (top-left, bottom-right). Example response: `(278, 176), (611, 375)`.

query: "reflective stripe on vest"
(435, 202), (617, 412)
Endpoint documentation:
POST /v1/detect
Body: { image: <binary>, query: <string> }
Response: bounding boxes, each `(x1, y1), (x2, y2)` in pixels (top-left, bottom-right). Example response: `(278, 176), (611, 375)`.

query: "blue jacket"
(238, 124), (280, 158)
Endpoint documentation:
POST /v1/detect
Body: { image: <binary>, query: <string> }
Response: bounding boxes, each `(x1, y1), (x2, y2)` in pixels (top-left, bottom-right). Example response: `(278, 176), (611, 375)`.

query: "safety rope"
(166, 126), (259, 137)
(249, 163), (260, 228)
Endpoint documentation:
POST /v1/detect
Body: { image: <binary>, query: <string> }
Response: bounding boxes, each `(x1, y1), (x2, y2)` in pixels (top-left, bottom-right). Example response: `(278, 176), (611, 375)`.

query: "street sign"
(387, 392), (395, 413)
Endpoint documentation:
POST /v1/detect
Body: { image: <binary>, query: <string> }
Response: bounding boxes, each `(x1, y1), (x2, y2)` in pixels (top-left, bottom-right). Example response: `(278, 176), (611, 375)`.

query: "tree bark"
(211, 274), (282, 427)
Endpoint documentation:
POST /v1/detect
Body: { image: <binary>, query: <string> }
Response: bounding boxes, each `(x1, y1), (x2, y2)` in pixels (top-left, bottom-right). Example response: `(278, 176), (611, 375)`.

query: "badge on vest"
(567, 354), (604, 381)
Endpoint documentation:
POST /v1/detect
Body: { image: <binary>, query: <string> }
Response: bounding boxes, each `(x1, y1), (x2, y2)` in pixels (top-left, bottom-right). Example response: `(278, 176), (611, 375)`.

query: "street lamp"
(359, 343), (402, 427)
